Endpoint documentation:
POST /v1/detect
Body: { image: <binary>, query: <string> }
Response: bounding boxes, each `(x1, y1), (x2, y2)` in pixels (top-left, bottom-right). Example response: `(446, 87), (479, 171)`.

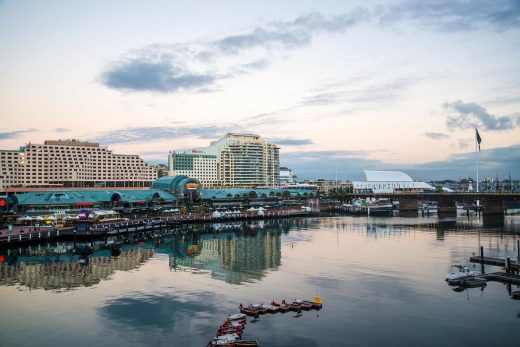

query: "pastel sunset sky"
(1, 0), (519, 180)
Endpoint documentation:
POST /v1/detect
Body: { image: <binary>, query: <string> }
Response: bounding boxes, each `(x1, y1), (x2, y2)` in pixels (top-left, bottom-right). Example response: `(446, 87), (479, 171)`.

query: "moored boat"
(270, 300), (289, 313)
(228, 313), (247, 321)
(445, 265), (479, 282)
(234, 341), (259, 346)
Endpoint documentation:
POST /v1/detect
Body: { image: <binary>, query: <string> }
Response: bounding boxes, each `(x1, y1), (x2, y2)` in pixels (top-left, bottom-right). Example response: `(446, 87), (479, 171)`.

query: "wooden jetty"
(469, 256), (519, 271)
(469, 245), (519, 274)
(0, 208), (315, 247)
(480, 272), (520, 285)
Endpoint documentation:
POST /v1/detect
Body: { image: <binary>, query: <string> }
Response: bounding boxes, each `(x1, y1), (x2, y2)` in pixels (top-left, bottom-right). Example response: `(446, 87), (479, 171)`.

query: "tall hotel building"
(0, 139), (157, 190)
(169, 133), (280, 188)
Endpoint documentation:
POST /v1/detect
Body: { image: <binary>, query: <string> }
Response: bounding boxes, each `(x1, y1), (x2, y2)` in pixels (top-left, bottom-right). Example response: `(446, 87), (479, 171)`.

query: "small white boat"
(445, 265), (479, 281)
(228, 313), (246, 321)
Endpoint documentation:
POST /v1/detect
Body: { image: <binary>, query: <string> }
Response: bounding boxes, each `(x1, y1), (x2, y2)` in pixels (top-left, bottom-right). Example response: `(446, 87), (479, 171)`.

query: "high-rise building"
(0, 139), (157, 190)
(279, 167), (295, 185)
(169, 133), (280, 188)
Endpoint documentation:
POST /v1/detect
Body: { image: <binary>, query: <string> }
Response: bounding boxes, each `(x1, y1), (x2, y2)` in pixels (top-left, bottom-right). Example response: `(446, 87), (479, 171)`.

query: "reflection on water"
(0, 215), (519, 347)
(0, 248), (154, 290)
(0, 219), (288, 289)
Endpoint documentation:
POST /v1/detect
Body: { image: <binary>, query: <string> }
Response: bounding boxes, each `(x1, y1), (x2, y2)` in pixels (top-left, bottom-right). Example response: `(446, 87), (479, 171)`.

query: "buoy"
(314, 296), (322, 304)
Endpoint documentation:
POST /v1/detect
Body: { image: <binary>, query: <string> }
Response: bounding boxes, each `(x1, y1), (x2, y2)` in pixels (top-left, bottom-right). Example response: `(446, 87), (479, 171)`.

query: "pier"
(0, 208), (316, 247)
(335, 192), (520, 217)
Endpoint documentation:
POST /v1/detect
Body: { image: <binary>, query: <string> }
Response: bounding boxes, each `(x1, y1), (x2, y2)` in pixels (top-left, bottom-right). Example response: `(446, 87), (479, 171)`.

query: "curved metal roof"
(14, 189), (175, 206)
(364, 170), (413, 182)
(151, 175), (190, 191)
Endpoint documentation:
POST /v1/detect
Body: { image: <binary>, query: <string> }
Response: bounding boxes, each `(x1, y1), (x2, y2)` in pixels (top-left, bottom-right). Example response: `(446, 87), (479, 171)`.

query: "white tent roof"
(364, 170), (413, 182)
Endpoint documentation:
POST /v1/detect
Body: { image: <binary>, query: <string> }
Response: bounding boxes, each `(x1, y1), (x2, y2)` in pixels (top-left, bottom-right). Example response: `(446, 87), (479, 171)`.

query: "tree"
(248, 191), (258, 199)
(226, 193), (232, 199)
(260, 193), (267, 199)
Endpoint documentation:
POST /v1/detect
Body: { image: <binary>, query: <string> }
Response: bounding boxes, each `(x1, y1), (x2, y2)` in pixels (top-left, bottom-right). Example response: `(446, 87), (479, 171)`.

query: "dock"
(0, 208), (316, 247)
(469, 256), (519, 271)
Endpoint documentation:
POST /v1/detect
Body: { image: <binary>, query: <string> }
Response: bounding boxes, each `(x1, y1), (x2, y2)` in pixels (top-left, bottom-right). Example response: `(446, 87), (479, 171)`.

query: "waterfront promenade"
(0, 208), (314, 246)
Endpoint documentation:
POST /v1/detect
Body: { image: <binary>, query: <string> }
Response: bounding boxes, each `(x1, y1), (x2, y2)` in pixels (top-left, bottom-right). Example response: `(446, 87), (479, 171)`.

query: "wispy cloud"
(424, 132), (449, 140)
(443, 100), (519, 131)
(381, 0), (520, 32)
(100, 1), (520, 94)
(54, 127), (70, 133)
(269, 138), (313, 146)
(89, 124), (241, 144)
(282, 145), (520, 180)
(0, 129), (35, 140)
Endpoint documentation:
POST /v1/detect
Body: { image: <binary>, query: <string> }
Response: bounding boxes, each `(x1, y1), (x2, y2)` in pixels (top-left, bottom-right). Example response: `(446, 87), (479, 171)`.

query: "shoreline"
(0, 208), (317, 248)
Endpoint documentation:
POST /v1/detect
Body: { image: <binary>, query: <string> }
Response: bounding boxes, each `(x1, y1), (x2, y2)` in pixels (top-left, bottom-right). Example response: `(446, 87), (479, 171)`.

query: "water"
(0, 215), (519, 347)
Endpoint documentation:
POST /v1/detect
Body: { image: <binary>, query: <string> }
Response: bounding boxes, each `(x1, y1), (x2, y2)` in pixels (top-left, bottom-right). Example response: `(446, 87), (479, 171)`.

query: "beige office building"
(169, 133), (280, 188)
(0, 139), (157, 190)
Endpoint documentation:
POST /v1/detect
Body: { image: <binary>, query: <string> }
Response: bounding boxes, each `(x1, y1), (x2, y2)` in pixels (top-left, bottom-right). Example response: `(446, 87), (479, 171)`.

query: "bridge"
(340, 192), (520, 217)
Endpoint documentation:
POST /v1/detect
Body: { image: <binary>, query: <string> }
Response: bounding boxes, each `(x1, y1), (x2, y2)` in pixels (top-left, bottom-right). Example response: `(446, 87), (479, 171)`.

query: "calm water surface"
(0, 215), (519, 347)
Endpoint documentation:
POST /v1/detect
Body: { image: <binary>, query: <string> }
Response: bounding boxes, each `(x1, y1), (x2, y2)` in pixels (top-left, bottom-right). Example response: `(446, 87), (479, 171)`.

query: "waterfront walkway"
(0, 208), (315, 246)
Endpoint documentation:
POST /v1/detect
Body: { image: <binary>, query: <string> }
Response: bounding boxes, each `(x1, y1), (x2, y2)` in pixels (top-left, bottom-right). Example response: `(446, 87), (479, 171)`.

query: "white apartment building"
(0, 139), (157, 190)
(168, 150), (220, 188)
(169, 133), (280, 188)
(279, 167), (295, 185)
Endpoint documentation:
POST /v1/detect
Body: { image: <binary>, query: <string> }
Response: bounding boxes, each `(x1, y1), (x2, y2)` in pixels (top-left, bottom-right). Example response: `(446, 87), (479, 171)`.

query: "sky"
(1, 0), (519, 181)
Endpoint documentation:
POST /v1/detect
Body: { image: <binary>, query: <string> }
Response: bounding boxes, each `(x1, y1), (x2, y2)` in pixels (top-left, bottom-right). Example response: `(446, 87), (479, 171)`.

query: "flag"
(476, 128), (482, 151)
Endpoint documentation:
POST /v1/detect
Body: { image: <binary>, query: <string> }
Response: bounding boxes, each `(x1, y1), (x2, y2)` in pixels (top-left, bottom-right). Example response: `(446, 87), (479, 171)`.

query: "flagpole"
(476, 128), (479, 193)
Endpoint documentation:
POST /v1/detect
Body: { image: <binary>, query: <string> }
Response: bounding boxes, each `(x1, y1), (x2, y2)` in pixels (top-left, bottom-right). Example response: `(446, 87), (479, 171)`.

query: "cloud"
(408, 145), (520, 180)
(269, 138), (313, 146)
(424, 132), (449, 140)
(100, 1), (520, 94)
(89, 124), (241, 144)
(0, 129), (35, 140)
(100, 9), (369, 93)
(381, 0), (520, 32)
(54, 128), (70, 133)
(101, 59), (216, 93)
(281, 150), (386, 180)
(300, 78), (418, 107)
(444, 100), (519, 131)
(282, 145), (520, 180)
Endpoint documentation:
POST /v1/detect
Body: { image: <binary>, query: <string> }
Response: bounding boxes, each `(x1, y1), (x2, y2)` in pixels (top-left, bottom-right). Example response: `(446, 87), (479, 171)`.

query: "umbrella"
(20, 215), (33, 221)
(35, 216), (44, 221)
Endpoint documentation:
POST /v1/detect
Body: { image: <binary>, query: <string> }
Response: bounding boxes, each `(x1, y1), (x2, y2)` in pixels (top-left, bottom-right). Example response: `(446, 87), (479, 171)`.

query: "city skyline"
(1, 0), (519, 180)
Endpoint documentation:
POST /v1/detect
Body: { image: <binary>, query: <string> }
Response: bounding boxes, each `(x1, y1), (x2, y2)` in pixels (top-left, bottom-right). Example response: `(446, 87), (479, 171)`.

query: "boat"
(270, 300), (289, 313)
(209, 333), (241, 346)
(234, 341), (259, 347)
(221, 320), (245, 329)
(445, 265), (479, 281)
(365, 198), (393, 216)
(303, 299), (322, 309)
(350, 198), (393, 216)
(218, 327), (243, 336)
(228, 313), (247, 321)
(291, 299), (312, 311)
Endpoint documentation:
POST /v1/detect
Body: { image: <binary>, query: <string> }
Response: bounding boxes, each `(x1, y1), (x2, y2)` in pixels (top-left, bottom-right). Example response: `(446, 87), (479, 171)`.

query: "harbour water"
(0, 214), (519, 347)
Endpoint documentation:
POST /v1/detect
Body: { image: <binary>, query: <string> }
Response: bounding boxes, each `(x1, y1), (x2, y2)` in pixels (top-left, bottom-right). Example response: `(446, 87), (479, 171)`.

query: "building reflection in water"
(0, 219), (287, 289)
(168, 220), (282, 284)
(0, 248), (154, 290)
